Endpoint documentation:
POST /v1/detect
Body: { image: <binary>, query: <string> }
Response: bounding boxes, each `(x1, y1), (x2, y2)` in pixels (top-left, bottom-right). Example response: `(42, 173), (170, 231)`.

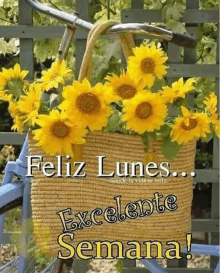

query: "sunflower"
(59, 78), (113, 131)
(121, 91), (168, 134)
(127, 44), (168, 88)
(203, 92), (220, 137)
(204, 92), (218, 116)
(160, 78), (195, 104)
(41, 59), (72, 92)
(17, 83), (42, 126)
(8, 100), (18, 118)
(12, 116), (25, 133)
(0, 64), (28, 101)
(33, 110), (87, 156)
(8, 101), (26, 133)
(105, 71), (145, 101)
(211, 118), (220, 137)
(171, 106), (211, 144)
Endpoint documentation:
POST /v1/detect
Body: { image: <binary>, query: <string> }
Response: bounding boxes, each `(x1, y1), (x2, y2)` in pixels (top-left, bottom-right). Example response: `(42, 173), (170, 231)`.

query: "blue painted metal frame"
(0, 135), (36, 272)
(0, 135), (27, 245)
(0, 182), (23, 212)
(0, 256), (19, 272)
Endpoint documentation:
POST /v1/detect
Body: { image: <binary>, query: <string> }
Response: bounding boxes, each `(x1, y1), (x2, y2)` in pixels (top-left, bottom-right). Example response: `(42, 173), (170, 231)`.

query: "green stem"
(0, 18), (12, 23)
(158, 0), (166, 7)
(46, 0), (62, 11)
(100, 0), (117, 15)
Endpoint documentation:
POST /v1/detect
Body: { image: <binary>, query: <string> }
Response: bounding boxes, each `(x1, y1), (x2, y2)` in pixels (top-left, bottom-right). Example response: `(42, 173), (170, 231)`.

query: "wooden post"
(166, 26), (183, 271)
(75, 0), (89, 79)
(19, 0), (34, 80)
(16, 1), (35, 272)
(210, 24), (219, 270)
(131, 0), (143, 9)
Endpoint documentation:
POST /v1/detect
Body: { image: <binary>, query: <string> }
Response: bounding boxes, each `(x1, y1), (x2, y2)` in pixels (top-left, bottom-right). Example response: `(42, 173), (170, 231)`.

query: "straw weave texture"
(29, 131), (196, 257)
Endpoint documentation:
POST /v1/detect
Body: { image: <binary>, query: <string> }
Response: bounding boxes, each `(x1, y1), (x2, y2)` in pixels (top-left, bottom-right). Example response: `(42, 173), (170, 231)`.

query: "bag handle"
(78, 20), (135, 82)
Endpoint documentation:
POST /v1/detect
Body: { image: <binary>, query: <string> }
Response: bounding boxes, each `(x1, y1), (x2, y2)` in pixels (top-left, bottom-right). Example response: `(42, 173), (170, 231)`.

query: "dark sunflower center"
(135, 102), (153, 119)
(141, 58), (155, 73)
(117, 84), (137, 99)
(51, 121), (70, 138)
(76, 93), (101, 114)
(181, 118), (198, 131)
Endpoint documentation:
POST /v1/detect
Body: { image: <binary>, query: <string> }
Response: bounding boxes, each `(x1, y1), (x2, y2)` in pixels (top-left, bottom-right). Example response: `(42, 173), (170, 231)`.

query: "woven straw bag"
(29, 21), (197, 258)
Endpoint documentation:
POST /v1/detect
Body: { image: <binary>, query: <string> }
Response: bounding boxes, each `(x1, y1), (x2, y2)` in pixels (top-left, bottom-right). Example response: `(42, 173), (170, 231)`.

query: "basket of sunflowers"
(0, 21), (219, 258)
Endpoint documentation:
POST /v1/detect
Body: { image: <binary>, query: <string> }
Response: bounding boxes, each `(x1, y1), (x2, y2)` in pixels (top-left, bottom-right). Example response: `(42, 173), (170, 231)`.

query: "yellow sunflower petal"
(181, 106), (191, 117)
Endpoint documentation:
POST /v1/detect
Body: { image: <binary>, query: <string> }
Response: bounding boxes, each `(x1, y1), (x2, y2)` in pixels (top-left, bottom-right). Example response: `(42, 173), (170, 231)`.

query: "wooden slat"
(2, 232), (21, 244)
(123, 259), (136, 268)
(124, 268), (213, 273)
(194, 169), (219, 183)
(121, 9), (219, 23)
(72, 260), (90, 273)
(192, 219), (219, 232)
(0, 132), (26, 145)
(75, 0), (89, 78)
(167, 37), (181, 117)
(167, 268), (213, 273)
(211, 23), (220, 269)
(0, 26), (89, 39)
(19, 0), (34, 80)
(131, 0), (143, 9)
(184, 26), (198, 108)
(124, 268), (150, 273)
(167, 1), (197, 269)
(176, 0), (198, 267)
(167, 64), (219, 77)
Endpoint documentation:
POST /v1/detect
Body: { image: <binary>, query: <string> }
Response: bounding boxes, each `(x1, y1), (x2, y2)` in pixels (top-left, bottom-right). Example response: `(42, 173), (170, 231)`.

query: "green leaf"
(201, 130), (214, 143)
(105, 109), (127, 133)
(161, 137), (182, 160)
(165, 20), (186, 33)
(141, 132), (150, 150)
(162, 5), (168, 21)
(148, 131), (158, 140)
(0, 39), (8, 55)
(158, 124), (171, 137)
(34, 39), (60, 62)
(116, 260), (123, 273)
(152, 77), (166, 92)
